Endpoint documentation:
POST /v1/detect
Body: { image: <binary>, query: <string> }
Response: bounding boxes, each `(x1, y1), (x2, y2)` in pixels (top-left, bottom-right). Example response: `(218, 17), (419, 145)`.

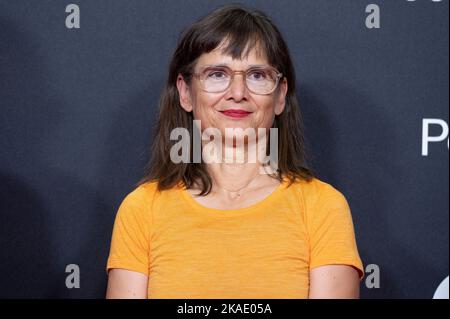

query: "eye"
(248, 70), (268, 81)
(205, 68), (229, 80)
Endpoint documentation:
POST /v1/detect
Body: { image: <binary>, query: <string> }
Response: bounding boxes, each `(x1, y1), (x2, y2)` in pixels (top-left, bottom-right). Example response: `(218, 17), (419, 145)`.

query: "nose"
(226, 72), (247, 101)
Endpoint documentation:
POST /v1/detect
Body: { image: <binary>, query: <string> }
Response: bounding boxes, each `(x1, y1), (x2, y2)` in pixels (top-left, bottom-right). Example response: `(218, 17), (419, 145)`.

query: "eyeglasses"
(191, 65), (283, 95)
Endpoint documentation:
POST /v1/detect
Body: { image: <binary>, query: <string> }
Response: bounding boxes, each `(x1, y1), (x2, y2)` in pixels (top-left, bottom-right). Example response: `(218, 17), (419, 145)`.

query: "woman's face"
(177, 43), (288, 141)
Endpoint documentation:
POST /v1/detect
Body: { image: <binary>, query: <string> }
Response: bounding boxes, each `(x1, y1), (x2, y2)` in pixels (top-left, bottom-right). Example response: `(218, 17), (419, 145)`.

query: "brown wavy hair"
(137, 4), (315, 195)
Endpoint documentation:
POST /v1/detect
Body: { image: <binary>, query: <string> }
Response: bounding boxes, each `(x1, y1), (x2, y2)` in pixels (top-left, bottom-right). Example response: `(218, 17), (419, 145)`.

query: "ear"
(274, 78), (288, 116)
(176, 74), (193, 112)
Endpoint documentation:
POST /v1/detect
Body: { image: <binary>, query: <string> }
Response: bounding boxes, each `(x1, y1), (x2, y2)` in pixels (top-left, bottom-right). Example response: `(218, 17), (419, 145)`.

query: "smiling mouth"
(219, 109), (253, 119)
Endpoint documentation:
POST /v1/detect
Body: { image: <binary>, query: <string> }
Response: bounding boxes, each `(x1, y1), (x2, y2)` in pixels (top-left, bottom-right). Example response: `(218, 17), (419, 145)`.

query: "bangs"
(218, 33), (267, 62)
(185, 7), (279, 67)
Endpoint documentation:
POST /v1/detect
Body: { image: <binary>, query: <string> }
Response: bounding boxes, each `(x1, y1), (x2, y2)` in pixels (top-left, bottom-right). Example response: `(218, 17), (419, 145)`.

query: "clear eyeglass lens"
(200, 67), (278, 94)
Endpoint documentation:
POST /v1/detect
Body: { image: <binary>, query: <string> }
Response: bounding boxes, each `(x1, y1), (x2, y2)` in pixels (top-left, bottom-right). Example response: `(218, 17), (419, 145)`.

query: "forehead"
(194, 41), (269, 69)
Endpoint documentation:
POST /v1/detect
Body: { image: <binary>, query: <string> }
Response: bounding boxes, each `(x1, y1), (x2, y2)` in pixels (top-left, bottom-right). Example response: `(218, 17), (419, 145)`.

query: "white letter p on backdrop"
(422, 118), (449, 156)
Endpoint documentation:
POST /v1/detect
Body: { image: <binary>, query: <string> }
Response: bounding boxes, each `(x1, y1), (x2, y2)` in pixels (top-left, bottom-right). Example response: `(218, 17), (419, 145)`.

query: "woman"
(106, 4), (364, 299)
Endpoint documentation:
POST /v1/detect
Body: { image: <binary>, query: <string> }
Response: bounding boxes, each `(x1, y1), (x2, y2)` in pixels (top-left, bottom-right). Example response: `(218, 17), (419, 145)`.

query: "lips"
(219, 109), (252, 119)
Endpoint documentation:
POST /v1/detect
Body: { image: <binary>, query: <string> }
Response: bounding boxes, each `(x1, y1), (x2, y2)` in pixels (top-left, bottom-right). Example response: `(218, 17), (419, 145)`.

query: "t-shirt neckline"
(177, 178), (288, 217)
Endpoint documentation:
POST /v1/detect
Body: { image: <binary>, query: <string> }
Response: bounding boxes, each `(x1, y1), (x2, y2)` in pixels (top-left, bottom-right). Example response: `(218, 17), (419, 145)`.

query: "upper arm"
(309, 265), (360, 299)
(306, 182), (364, 281)
(106, 186), (154, 297)
(106, 269), (148, 299)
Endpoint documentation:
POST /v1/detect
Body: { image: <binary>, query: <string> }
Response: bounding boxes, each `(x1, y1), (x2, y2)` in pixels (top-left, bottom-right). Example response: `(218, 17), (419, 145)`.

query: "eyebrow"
(204, 63), (269, 69)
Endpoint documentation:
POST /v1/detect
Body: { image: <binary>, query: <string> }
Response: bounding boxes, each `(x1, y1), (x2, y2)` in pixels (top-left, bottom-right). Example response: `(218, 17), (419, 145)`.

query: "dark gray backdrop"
(0, 0), (448, 298)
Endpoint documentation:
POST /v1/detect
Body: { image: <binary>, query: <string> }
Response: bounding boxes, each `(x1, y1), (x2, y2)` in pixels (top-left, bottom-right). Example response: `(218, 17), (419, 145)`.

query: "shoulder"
(134, 180), (161, 198)
(286, 176), (349, 210)
(116, 180), (161, 218)
(118, 179), (184, 213)
(122, 180), (159, 204)
(288, 177), (350, 217)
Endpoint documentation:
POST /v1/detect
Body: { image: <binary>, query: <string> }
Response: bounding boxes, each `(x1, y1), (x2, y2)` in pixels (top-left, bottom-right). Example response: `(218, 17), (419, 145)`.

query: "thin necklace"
(214, 172), (261, 197)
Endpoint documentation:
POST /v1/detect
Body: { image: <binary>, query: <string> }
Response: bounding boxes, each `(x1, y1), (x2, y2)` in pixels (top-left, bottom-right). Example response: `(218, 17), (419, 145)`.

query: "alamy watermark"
(365, 264), (380, 289)
(170, 120), (279, 175)
(65, 264), (80, 289)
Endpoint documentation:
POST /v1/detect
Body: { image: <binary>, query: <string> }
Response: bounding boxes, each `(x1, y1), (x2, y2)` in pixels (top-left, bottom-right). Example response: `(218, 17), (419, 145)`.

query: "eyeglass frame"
(189, 65), (284, 95)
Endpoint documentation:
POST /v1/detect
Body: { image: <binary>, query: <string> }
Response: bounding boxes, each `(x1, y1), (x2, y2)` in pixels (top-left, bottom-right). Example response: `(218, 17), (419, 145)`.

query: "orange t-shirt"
(106, 177), (364, 299)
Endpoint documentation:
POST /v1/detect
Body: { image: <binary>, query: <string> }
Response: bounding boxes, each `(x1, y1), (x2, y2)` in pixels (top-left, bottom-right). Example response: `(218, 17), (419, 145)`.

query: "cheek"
(254, 99), (277, 125)
(191, 94), (222, 124)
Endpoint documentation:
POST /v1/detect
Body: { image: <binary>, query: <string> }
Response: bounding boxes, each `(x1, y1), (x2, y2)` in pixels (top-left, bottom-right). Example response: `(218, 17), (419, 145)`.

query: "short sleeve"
(106, 186), (152, 276)
(307, 183), (364, 280)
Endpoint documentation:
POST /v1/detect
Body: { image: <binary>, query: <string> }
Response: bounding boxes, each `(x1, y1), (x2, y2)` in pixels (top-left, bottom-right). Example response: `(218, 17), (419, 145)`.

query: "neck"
(201, 140), (268, 194)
